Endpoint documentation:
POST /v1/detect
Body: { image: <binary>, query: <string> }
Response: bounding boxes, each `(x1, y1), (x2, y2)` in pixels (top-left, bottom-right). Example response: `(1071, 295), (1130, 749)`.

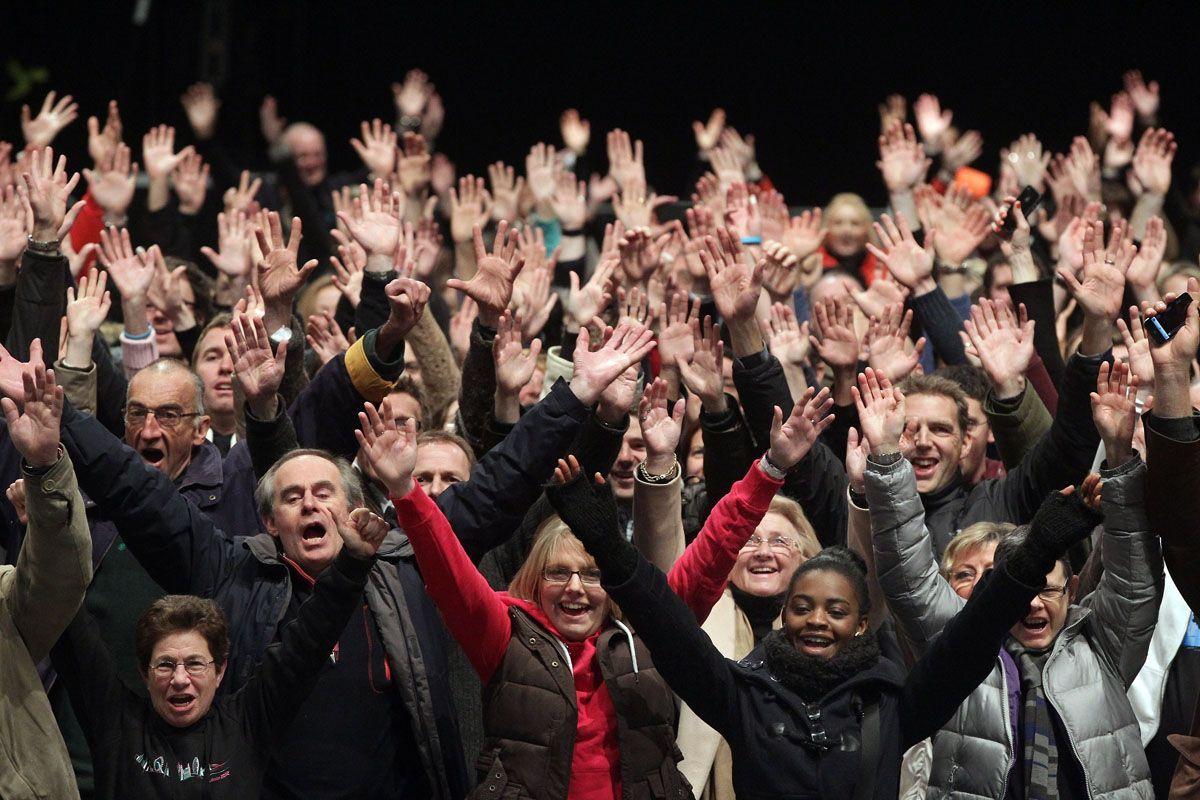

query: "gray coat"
(867, 455), (1161, 800)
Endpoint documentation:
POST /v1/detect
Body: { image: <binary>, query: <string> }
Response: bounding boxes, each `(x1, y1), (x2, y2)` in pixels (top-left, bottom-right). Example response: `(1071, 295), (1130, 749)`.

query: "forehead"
(906, 392), (959, 426)
(197, 326), (231, 358)
(828, 204), (867, 224)
(542, 537), (595, 571)
(152, 629), (212, 660)
(274, 455), (343, 493)
(130, 368), (199, 408)
(964, 397), (985, 423)
(949, 541), (997, 569)
(791, 568), (857, 605)
(757, 511), (799, 536)
(386, 390), (422, 421)
(414, 441), (471, 475)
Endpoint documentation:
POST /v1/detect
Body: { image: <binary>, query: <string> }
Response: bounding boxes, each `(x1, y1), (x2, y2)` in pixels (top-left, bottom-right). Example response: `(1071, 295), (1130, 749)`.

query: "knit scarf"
(729, 585), (785, 644)
(1012, 647), (1059, 800)
(762, 628), (881, 702)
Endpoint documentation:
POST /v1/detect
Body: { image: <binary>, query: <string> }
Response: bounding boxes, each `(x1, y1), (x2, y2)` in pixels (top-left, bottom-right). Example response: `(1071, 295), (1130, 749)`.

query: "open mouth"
(214, 382), (233, 395)
(139, 446), (166, 467)
(911, 456), (939, 480)
(559, 601), (591, 618)
(301, 521), (327, 541)
(798, 634), (834, 654)
(167, 693), (196, 711)
(748, 565), (779, 575)
(1020, 618), (1049, 635)
(610, 470), (634, 484)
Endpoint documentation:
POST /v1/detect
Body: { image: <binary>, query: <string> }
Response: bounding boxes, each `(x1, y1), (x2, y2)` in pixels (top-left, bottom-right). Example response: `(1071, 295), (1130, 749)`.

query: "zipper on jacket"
(997, 654), (1012, 798)
(1043, 642), (1096, 800)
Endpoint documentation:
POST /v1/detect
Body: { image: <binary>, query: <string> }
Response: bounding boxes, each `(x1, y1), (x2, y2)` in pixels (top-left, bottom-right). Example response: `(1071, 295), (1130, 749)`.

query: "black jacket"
(51, 549), (373, 800)
(605, 554), (1040, 800)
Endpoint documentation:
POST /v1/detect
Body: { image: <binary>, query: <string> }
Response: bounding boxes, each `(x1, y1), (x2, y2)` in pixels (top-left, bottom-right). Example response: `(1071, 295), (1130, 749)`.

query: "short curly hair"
(135, 594), (229, 674)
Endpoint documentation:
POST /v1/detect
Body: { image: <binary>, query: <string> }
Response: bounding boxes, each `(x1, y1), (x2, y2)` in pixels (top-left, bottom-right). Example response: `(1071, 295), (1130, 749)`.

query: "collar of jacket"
(241, 526), (413, 566)
(180, 440), (224, 495)
(737, 638), (906, 701)
(918, 470), (966, 512)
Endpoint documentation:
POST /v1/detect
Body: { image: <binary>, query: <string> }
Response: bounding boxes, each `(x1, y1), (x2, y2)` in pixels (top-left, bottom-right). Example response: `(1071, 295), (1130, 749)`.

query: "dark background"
(5, 2), (1199, 203)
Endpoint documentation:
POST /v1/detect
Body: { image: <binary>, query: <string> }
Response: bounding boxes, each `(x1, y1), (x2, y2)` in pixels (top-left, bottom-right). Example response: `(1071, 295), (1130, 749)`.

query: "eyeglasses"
(125, 404), (201, 430)
(1037, 585), (1069, 602)
(150, 657), (215, 677)
(542, 566), (602, 585)
(740, 535), (796, 552)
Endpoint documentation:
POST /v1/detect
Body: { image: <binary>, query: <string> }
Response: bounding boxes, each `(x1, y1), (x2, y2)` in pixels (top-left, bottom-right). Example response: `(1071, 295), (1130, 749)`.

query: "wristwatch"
(26, 234), (60, 255)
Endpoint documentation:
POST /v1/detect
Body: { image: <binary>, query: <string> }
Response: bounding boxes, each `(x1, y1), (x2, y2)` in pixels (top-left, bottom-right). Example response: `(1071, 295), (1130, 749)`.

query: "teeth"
(749, 567), (778, 574)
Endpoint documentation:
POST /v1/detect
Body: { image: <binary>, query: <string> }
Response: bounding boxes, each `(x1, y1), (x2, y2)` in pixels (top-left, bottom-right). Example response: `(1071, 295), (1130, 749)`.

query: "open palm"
(355, 402), (418, 495)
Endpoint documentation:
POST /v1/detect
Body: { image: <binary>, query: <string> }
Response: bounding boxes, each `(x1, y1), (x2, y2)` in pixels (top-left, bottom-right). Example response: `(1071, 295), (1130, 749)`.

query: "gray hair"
(255, 448), (364, 520)
(127, 359), (206, 427)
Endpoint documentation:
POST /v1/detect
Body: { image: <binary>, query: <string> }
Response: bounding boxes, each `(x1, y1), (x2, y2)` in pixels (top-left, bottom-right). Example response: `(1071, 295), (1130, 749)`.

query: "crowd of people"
(1, 66), (1199, 800)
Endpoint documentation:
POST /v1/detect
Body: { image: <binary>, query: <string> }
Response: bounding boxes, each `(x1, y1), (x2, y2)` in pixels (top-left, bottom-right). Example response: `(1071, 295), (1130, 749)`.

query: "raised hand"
(445, 222), (524, 326)
(657, 291), (699, 371)
(62, 268), (111, 368)
(928, 196), (990, 265)
(448, 176), (492, 243)
(692, 108), (726, 153)
(180, 82), (220, 140)
(355, 402), (419, 497)
(1116, 306), (1154, 387)
(171, 151), (210, 215)
(0, 339), (42, 407)
(351, 118), (398, 177)
(877, 120), (931, 192)
(865, 304), (925, 383)
(781, 208), (825, 261)
(570, 320), (656, 406)
(141, 124), (194, 182)
(617, 227), (666, 283)
(259, 96), (286, 145)
(1089, 360), (1138, 465)
(550, 171), (588, 230)
(1123, 70), (1160, 122)
(1145, 276), (1200, 388)
(394, 69), (433, 118)
(1131, 128), (1176, 196)
(912, 94), (952, 153)
(83, 142), (138, 217)
(337, 178), (404, 257)
(638, 376), (685, 473)
(942, 129), (983, 173)
(614, 190), (675, 230)
(225, 312), (286, 418)
(1000, 133), (1052, 191)
(86, 100), (123, 166)
(223, 169), (263, 215)
(762, 302), (810, 366)
(396, 132), (431, 194)
(852, 367), (906, 455)
(719, 127), (758, 172)
(1126, 215), (1166, 302)
(384, 273), (432, 338)
(567, 257), (615, 330)
(1057, 219), (1133, 320)
(448, 296), (478, 364)
(18, 146), (83, 241)
(809, 296), (864, 370)
(963, 298), (1035, 398)
(702, 230), (763, 323)
(1, 359), (63, 468)
(306, 311), (352, 366)
(254, 211), (319, 316)
(845, 427), (869, 495)
(0, 187), (26, 265)
(201, 211), (253, 278)
(21, 91), (78, 148)
(526, 142), (560, 203)
(487, 161), (524, 223)
(329, 239), (366, 307)
(766, 386), (835, 470)
(1064, 136), (1101, 202)
(336, 507), (391, 559)
(493, 311), (543, 398)
(97, 226), (155, 298)
(677, 315), (726, 411)
(866, 212), (935, 293)
(560, 108), (591, 154)
(606, 129), (646, 192)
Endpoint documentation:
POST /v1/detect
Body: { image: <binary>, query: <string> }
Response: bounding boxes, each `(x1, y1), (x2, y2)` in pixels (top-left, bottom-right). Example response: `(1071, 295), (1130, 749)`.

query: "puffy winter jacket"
(867, 455), (1160, 799)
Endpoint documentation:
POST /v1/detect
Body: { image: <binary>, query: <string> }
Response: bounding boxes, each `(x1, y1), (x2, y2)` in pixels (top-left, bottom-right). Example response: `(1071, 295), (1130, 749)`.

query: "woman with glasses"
(49, 505), (390, 799)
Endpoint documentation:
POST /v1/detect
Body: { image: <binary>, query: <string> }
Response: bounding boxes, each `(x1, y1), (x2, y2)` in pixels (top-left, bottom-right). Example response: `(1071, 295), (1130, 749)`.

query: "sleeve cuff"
(345, 333), (400, 403)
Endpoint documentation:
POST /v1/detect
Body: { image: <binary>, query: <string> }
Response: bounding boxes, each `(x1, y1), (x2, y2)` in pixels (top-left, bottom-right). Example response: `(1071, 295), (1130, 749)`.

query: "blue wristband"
(123, 328), (152, 341)
(740, 236), (762, 245)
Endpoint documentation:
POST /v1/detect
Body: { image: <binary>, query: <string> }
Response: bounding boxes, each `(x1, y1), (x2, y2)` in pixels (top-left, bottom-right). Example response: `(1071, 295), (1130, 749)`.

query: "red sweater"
(394, 485), (620, 800)
(664, 461), (784, 623)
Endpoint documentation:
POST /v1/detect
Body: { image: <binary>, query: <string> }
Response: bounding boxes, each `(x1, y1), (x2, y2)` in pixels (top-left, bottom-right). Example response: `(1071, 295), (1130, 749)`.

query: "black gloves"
(545, 475), (638, 584)
(1005, 490), (1103, 587)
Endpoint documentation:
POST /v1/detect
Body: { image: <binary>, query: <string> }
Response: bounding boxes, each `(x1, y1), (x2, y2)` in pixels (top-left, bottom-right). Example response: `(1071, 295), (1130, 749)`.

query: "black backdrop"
(6, 2), (1199, 204)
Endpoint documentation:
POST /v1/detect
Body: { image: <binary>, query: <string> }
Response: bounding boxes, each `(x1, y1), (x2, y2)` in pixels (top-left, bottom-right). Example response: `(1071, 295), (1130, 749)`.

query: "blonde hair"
(766, 495), (821, 560)
(824, 192), (872, 225)
(508, 515), (620, 620)
(297, 274), (339, 323)
(941, 521), (1015, 578)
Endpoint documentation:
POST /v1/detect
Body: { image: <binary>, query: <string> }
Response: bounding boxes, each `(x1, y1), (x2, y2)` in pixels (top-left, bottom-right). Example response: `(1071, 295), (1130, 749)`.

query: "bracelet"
(636, 458), (679, 484)
(123, 328), (153, 341)
(561, 227), (584, 236)
(759, 453), (787, 480)
(26, 234), (60, 254)
(740, 236), (762, 245)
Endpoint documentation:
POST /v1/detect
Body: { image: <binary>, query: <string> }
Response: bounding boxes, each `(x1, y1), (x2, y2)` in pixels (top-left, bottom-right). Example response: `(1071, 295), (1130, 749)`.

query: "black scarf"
(763, 628), (881, 702)
(729, 584), (785, 644)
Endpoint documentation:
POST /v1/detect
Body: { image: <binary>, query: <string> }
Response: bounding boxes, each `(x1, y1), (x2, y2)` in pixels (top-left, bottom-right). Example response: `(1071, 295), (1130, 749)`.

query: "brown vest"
(470, 607), (693, 800)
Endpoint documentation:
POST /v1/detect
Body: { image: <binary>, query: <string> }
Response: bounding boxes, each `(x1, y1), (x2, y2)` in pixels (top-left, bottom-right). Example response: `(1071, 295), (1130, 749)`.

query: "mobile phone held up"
(1147, 293), (1193, 346)
(999, 185), (1042, 237)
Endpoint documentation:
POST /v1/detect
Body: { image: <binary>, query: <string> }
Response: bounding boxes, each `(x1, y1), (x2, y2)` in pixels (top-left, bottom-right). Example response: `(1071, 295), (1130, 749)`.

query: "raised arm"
(356, 406), (512, 681)
(856, 368), (965, 652)
(546, 459), (742, 737)
(2, 361), (91, 661)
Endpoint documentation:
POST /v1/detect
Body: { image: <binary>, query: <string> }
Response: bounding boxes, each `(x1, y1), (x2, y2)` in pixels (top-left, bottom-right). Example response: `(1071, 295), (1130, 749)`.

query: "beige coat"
(0, 451), (91, 800)
(632, 468), (769, 800)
